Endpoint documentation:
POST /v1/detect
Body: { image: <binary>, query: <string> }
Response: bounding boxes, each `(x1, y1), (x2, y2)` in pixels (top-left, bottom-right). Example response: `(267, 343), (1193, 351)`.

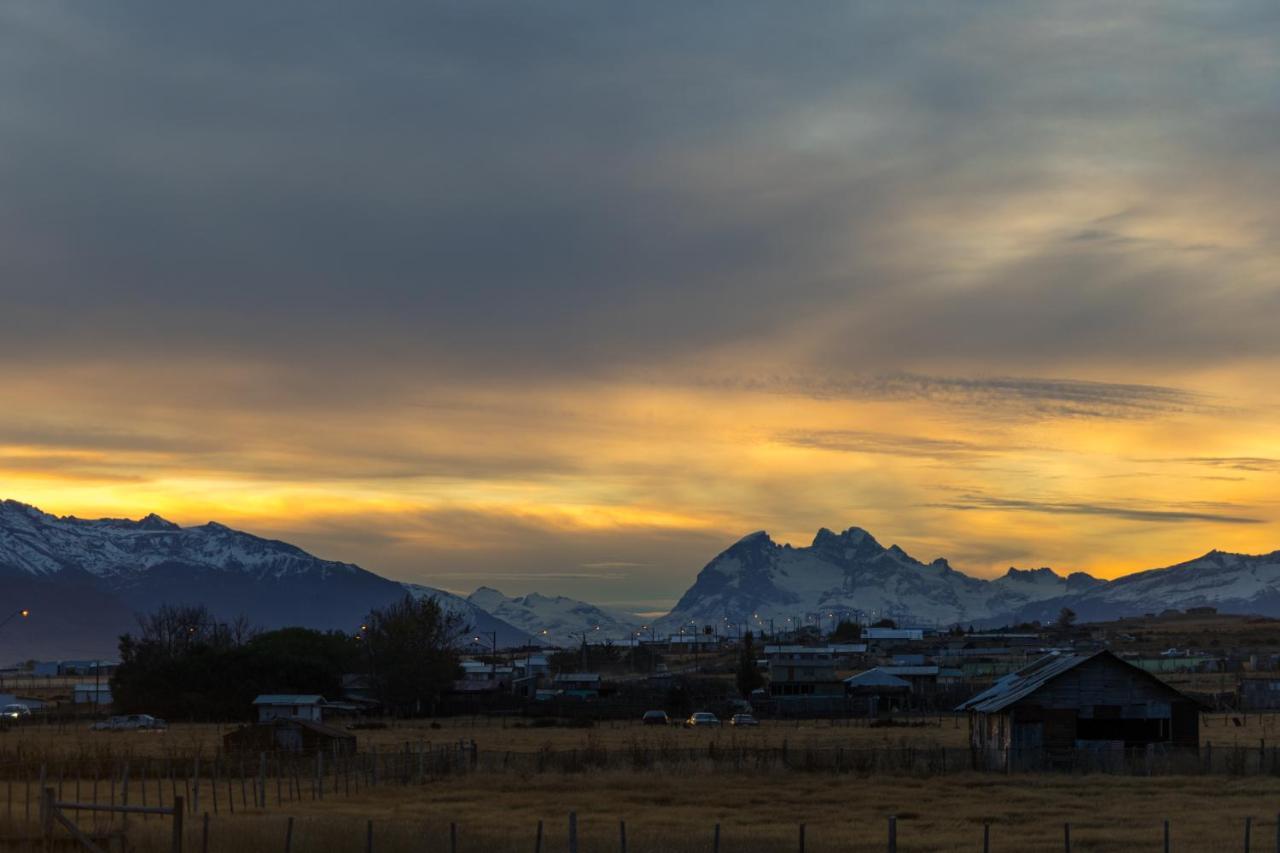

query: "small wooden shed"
(223, 718), (356, 756)
(956, 650), (1200, 770)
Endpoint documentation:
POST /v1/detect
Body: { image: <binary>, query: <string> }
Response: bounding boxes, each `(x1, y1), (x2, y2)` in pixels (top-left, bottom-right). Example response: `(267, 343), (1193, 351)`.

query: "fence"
(5, 738), (1280, 817)
(5, 808), (1280, 853)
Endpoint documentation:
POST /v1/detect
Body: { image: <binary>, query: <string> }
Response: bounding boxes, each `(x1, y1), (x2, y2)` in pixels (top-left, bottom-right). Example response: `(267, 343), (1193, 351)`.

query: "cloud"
(1154, 457), (1280, 473)
(929, 494), (1265, 525)
(774, 429), (1003, 460)
(712, 374), (1213, 420)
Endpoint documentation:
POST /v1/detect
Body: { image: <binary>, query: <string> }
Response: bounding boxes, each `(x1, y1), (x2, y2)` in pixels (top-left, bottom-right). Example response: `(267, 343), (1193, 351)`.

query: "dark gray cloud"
(0, 2), (1276, 384)
(930, 494), (1265, 525)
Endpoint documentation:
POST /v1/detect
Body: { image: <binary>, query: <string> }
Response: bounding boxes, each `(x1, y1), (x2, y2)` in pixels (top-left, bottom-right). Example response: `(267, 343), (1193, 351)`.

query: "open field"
(6, 712), (1280, 763)
(5, 771), (1280, 851)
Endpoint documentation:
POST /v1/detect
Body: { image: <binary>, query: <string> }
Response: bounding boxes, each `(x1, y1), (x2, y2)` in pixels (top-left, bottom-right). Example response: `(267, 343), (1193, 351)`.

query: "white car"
(1, 704), (31, 721)
(91, 714), (168, 732)
(684, 711), (721, 728)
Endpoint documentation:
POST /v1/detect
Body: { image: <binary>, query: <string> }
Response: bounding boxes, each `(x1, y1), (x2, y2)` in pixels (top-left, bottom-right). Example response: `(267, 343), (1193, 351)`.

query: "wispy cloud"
(774, 429), (1005, 460)
(1151, 457), (1280, 473)
(928, 494), (1264, 525)
(704, 373), (1214, 420)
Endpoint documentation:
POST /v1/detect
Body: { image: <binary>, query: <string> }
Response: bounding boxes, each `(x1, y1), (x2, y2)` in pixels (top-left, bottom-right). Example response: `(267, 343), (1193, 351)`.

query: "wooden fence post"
(618, 819), (627, 853)
(534, 819), (543, 853)
(450, 822), (458, 853)
(1244, 815), (1251, 852)
(569, 812), (579, 853)
(173, 795), (185, 853)
(887, 815), (896, 853)
(285, 816), (295, 853)
(714, 822), (721, 853)
(983, 822), (990, 853)
(1064, 822), (1071, 853)
(365, 819), (374, 853)
(40, 787), (54, 851)
(799, 822), (806, 853)
(1164, 819), (1170, 853)
(260, 754), (268, 810)
(201, 812), (209, 853)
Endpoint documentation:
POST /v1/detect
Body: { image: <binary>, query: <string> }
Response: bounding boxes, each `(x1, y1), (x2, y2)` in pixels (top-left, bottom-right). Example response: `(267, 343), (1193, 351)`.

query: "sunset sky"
(2, 3), (1278, 612)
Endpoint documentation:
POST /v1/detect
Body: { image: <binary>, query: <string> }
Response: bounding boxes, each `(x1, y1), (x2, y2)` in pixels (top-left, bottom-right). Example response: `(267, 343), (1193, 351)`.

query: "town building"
(252, 694), (325, 723)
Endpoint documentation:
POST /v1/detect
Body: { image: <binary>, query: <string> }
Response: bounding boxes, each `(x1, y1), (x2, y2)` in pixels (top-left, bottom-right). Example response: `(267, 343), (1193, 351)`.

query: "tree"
(872, 618), (897, 629)
(1056, 607), (1078, 631)
(735, 630), (764, 697)
(363, 594), (466, 716)
(112, 605), (349, 720)
(830, 620), (862, 642)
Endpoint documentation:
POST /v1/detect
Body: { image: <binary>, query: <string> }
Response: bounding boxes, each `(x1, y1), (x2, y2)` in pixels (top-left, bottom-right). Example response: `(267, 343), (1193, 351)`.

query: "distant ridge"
(4, 499), (1279, 659)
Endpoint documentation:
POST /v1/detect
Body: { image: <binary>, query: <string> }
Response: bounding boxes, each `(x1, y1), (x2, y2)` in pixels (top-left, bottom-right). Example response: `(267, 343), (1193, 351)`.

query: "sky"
(1, 2), (1279, 613)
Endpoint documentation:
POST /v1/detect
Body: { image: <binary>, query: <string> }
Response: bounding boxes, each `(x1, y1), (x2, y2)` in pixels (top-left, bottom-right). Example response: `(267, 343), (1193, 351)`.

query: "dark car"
(641, 710), (670, 726)
(730, 713), (760, 727)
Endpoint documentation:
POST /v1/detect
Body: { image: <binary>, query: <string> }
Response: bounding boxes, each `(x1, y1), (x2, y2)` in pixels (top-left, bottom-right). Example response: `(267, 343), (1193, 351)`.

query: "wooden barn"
(956, 650), (1200, 771)
(223, 717), (356, 756)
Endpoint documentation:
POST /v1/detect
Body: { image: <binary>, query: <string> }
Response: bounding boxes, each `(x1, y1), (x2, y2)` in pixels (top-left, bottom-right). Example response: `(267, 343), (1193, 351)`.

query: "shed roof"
(252, 694), (325, 706)
(955, 650), (1190, 713)
(844, 669), (912, 689)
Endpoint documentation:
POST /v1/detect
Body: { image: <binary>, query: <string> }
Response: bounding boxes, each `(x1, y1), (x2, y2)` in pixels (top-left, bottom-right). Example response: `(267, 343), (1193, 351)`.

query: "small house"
(844, 668), (911, 714)
(767, 658), (845, 701)
(223, 718), (355, 755)
(252, 694), (325, 722)
(73, 683), (113, 706)
(956, 650), (1200, 771)
(552, 673), (601, 699)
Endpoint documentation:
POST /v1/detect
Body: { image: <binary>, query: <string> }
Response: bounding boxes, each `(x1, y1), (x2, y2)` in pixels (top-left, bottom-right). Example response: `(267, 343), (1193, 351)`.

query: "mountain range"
(3, 499), (1280, 660)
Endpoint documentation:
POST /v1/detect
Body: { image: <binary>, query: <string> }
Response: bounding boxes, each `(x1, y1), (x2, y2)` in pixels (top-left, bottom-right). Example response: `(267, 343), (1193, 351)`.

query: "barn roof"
(955, 649), (1191, 713)
(253, 694), (325, 705)
(844, 668), (911, 689)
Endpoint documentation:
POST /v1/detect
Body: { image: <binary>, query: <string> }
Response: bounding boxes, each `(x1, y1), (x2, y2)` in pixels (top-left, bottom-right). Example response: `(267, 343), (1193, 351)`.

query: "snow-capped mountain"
(401, 583), (534, 647)
(991, 549), (1280, 626)
(661, 526), (1104, 631)
(0, 500), (492, 659)
(467, 587), (642, 647)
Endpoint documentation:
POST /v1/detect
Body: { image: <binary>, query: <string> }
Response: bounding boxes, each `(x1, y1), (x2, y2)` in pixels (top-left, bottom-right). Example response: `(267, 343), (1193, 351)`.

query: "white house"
(252, 694), (325, 722)
(73, 683), (113, 706)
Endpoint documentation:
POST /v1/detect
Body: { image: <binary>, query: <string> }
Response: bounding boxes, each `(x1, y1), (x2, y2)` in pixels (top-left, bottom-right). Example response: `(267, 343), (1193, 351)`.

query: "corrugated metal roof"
(954, 649), (1194, 713)
(252, 694), (325, 705)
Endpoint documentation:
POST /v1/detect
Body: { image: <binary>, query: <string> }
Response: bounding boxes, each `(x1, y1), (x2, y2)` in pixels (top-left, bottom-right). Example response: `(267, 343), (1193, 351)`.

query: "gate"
(39, 788), (184, 853)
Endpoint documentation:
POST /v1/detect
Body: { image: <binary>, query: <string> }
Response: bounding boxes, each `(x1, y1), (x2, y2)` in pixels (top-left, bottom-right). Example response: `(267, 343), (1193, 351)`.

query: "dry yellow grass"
(0, 717), (973, 762)
(7, 711), (1280, 764)
(6, 771), (1280, 852)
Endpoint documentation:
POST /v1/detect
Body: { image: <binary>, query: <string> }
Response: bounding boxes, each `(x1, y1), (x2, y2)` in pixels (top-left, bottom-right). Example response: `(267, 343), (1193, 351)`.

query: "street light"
(0, 608), (29, 636)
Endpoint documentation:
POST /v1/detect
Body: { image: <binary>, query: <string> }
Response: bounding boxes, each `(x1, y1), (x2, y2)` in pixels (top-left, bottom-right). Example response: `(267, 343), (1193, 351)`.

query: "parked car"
(91, 714), (168, 732)
(0, 704), (31, 721)
(641, 710), (670, 726)
(729, 713), (759, 727)
(684, 711), (721, 728)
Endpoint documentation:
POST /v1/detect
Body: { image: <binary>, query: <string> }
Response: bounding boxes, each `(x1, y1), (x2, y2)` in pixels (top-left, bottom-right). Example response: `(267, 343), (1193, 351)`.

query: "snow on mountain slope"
(0, 500), (417, 658)
(0, 499), (361, 581)
(993, 549), (1280, 625)
(467, 587), (641, 647)
(662, 526), (1103, 630)
(400, 583), (534, 647)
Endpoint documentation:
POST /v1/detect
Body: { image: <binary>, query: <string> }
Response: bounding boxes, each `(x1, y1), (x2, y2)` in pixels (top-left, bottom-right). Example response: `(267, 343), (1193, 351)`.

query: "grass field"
(6, 711), (1280, 764)
(5, 716), (1280, 850)
(5, 771), (1279, 852)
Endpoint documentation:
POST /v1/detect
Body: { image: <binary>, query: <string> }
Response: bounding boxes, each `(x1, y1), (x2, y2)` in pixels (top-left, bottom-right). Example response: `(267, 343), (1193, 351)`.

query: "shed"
(223, 718), (356, 755)
(252, 694), (325, 722)
(956, 650), (1200, 770)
